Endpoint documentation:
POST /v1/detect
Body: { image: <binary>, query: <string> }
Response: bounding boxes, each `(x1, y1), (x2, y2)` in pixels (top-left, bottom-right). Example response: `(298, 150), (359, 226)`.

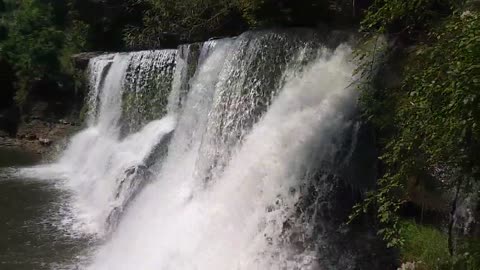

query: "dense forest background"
(0, 0), (363, 132)
(0, 0), (479, 269)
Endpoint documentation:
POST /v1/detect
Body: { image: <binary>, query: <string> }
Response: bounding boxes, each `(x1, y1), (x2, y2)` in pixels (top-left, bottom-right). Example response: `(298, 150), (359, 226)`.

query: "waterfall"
(121, 50), (176, 133)
(18, 30), (392, 269)
(18, 50), (178, 236)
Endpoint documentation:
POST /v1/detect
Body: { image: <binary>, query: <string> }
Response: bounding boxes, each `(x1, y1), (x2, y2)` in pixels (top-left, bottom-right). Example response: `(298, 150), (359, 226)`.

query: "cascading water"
(18, 50), (178, 236)
(122, 50), (177, 133)
(17, 30), (394, 269)
(83, 31), (380, 270)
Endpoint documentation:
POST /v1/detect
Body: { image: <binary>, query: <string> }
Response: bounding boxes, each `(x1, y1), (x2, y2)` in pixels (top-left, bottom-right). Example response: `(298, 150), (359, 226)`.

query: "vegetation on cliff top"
(0, 0), (361, 121)
(123, 0), (361, 49)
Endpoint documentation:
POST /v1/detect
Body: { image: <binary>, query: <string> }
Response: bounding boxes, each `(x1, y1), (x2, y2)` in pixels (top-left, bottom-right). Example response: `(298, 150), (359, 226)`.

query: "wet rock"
(59, 119), (70, 125)
(106, 164), (153, 233)
(39, 138), (52, 146)
(72, 52), (106, 70)
(398, 262), (418, 270)
(25, 134), (38, 141)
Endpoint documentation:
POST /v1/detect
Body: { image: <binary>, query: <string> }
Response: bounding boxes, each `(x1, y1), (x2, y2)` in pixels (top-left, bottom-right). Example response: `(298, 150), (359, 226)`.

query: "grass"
(399, 220), (480, 270)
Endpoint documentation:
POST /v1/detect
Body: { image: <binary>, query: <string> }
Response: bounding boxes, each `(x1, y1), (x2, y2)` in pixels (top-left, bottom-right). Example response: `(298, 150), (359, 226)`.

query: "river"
(0, 147), (91, 270)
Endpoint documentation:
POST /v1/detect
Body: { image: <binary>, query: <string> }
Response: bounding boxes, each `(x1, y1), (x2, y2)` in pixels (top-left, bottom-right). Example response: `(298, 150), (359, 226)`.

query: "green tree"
(123, 0), (358, 49)
(351, 0), (480, 258)
(237, 0), (330, 27)
(0, 0), (64, 105)
(0, 0), (89, 107)
(124, 0), (241, 49)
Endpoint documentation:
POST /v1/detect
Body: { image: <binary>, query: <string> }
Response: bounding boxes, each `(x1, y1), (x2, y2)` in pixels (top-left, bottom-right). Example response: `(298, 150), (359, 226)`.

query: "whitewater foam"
(87, 42), (357, 269)
(14, 31), (363, 269)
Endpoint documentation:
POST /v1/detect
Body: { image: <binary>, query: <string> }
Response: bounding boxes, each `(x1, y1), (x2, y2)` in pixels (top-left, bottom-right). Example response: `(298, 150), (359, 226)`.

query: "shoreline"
(0, 119), (79, 156)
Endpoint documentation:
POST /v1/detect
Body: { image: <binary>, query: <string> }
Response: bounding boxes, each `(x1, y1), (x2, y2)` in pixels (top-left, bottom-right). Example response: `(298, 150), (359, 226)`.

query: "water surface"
(0, 147), (90, 270)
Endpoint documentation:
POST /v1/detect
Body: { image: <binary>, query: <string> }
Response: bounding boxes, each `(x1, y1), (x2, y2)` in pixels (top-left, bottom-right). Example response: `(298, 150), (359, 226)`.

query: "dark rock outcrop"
(72, 52), (105, 70)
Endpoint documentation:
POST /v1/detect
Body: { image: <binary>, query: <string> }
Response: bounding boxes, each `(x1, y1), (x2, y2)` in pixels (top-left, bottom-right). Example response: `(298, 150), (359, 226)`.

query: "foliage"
(124, 0), (240, 49)
(361, 0), (457, 34)
(0, 0), (89, 107)
(0, 0), (64, 105)
(237, 0), (330, 27)
(71, 0), (143, 51)
(400, 220), (480, 269)
(401, 220), (450, 269)
(123, 0), (358, 49)
(402, 10), (480, 164)
(351, 0), (480, 254)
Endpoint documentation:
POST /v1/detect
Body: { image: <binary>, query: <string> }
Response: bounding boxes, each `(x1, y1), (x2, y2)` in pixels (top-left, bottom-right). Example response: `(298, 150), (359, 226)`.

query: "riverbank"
(0, 119), (79, 156)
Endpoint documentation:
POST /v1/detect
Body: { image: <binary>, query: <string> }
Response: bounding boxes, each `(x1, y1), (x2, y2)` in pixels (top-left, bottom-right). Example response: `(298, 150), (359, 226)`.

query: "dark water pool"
(0, 148), (91, 270)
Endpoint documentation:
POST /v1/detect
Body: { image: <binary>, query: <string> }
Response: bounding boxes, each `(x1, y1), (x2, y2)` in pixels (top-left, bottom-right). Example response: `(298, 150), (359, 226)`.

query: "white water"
(17, 51), (177, 236)
(87, 42), (358, 269)
(17, 33), (360, 269)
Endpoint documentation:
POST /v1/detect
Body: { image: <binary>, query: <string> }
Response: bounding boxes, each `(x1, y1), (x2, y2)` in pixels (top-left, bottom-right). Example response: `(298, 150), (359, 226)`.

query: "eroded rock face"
(282, 119), (397, 270)
(72, 52), (105, 70)
(405, 164), (480, 239)
(105, 131), (173, 233)
(291, 173), (397, 269)
(106, 164), (153, 233)
(455, 181), (480, 238)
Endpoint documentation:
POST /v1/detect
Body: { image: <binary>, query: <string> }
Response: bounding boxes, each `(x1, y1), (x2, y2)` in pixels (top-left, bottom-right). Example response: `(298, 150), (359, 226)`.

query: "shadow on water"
(0, 147), (92, 270)
(0, 148), (40, 168)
